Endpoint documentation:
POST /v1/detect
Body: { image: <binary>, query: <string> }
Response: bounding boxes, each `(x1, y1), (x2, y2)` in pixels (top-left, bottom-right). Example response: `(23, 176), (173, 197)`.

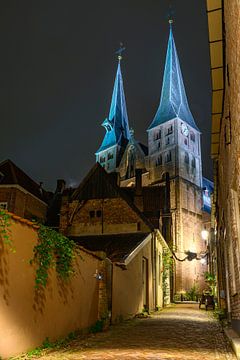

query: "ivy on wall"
(0, 210), (77, 288)
(0, 209), (13, 250)
(31, 225), (77, 289)
(162, 249), (174, 304)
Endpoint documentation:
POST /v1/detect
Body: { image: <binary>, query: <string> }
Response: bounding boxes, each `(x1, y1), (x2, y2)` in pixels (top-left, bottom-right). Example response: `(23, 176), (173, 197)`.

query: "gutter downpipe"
(153, 231), (157, 310)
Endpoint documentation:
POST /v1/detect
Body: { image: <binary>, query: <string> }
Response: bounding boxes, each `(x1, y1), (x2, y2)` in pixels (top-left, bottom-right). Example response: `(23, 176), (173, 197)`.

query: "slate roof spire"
(96, 52), (130, 154)
(148, 21), (199, 131)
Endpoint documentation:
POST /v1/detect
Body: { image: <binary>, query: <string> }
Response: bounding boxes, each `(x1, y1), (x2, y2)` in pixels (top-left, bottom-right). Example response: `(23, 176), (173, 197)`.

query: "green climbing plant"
(31, 225), (76, 289)
(162, 249), (174, 305)
(204, 271), (216, 296)
(0, 208), (13, 250)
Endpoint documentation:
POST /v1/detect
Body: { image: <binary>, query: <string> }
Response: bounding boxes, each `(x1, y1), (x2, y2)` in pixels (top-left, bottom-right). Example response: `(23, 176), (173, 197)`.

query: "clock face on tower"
(181, 123), (189, 136)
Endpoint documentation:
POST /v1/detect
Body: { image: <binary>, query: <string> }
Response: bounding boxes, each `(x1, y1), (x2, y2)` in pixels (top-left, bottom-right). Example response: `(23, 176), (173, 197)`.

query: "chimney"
(134, 169), (143, 211)
(56, 179), (66, 194)
(135, 169), (142, 196)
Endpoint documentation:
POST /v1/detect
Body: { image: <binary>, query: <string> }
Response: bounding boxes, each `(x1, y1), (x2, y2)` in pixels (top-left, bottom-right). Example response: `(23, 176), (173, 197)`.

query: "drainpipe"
(153, 231), (157, 310)
(224, 242), (231, 322)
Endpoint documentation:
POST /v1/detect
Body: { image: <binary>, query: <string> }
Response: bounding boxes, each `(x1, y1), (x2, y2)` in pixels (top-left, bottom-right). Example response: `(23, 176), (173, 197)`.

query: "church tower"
(96, 55), (130, 173)
(147, 22), (202, 187)
(147, 21), (206, 294)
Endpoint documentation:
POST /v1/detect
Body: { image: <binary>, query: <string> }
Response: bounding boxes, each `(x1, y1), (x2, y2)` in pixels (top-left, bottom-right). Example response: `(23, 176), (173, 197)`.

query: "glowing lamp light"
(200, 258), (206, 265)
(201, 229), (209, 241)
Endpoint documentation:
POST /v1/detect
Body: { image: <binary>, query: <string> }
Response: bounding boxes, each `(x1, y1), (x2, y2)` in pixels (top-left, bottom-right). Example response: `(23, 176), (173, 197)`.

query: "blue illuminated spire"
(148, 22), (199, 131)
(96, 59), (130, 154)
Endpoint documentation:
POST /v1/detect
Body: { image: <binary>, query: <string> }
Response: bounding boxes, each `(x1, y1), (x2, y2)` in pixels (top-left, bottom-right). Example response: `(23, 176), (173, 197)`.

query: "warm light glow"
(200, 258), (206, 265)
(201, 229), (209, 240)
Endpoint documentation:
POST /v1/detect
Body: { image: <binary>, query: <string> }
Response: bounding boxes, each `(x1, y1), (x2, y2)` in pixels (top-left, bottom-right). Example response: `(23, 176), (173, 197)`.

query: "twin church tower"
(96, 23), (206, 293)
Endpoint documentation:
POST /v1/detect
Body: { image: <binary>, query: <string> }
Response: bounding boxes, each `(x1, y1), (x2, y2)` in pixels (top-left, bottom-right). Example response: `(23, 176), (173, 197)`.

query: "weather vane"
(167, 1), (175, 24)
(115, 42), (126, 61)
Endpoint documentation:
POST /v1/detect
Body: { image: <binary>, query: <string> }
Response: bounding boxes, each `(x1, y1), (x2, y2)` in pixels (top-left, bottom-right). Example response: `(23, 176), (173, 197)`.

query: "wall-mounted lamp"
(93, 270), (103, 280)
(172, 250), (208, 262)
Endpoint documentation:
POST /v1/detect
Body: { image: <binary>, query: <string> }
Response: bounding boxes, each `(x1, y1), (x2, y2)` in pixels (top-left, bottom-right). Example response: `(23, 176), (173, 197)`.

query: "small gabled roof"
(148, 24), (199, 131)
(71, 163), (154, 231)
(96, 61), (130, 154)
(71, 232), (151, 264)
(0, 159), (47, 202)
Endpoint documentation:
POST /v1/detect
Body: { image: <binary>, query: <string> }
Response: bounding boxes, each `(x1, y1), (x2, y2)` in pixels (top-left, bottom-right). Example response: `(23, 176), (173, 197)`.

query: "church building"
(96, 22), (210, 296)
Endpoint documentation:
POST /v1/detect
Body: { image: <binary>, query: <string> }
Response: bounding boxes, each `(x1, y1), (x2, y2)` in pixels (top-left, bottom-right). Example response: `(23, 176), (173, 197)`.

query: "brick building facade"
(0, 159), (48, 222)
(207, 0), (240, 334)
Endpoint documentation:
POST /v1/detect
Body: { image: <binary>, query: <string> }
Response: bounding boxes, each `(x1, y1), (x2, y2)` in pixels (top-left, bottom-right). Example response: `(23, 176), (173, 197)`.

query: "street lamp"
(201, 229), (209, 241)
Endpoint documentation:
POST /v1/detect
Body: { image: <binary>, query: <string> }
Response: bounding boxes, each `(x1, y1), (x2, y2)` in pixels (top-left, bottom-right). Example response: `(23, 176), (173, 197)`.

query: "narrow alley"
(24, 304), (236, 360)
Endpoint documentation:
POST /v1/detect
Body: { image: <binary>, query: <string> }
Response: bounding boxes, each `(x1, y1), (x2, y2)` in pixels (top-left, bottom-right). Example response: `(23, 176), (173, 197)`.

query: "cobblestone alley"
(26, 304), (236, 360)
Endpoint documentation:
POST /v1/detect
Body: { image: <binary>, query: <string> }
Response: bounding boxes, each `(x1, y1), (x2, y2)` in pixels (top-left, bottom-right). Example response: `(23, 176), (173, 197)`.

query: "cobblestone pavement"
(29, 304), (236, 360)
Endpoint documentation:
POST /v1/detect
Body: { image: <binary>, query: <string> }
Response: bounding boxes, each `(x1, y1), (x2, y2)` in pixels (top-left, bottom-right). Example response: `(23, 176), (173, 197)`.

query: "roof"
(72, 163), (154, 230)
(96, 61), (130, 153)
(206, 1), (224, 159)
(0, 159), (47, 203)
(70, 232), (151, 263)
(148, 24), (199, 131)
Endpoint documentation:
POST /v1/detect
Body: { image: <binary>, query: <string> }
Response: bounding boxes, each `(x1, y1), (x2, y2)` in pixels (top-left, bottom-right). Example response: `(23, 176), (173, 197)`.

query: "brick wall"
(0, 187), (47, 221)
(215, 0), (240, 331)
(60, 197), (150, 236)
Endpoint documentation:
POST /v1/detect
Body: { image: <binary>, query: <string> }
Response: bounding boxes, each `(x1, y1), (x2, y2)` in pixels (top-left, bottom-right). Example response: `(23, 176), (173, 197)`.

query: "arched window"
(191, 157), (196, 169)
(165, 151), (172, 163)
(155, 155), (162, 166)
(184, 152), (189, 164)
(190, 132), (195, 142)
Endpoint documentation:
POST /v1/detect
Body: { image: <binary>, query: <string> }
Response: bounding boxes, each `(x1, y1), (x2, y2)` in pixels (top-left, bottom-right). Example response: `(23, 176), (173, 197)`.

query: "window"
(96, 210), (102, 218)
(191, 157), (196, 169)
(100, 156), (105, 163)
(190, 132), (195, 142)
(184, 138), (188, 146)
(155, 155), (162, 166)
(165, 151), (172, 163)
(166, 125), (173, 135)
(108, 152), (113, 160)
(158, 141), (161, 150)
(155, 130), (161, 140)
(165, 137), (170, 146)
(89, 210), (95, 218)
(184, 152), (189, 164)
(0, 202), (8, 210)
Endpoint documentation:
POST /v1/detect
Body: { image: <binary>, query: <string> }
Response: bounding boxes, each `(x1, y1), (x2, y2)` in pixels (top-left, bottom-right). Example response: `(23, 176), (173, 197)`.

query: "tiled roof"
(0, 159), (47, 202)
(71, 232), (150, 263)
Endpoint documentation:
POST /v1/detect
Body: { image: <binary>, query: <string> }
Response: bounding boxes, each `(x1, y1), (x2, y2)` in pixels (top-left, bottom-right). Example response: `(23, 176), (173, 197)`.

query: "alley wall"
(0, 218), (100, 359)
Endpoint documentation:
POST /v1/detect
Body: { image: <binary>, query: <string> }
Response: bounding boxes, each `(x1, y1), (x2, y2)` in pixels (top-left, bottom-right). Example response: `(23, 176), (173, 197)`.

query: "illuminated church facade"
(96, 23), (210, 295)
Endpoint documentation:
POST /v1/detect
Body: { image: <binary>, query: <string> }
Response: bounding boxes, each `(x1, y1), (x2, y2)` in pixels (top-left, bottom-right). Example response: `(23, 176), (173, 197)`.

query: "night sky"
(0, 1), (212, 191)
